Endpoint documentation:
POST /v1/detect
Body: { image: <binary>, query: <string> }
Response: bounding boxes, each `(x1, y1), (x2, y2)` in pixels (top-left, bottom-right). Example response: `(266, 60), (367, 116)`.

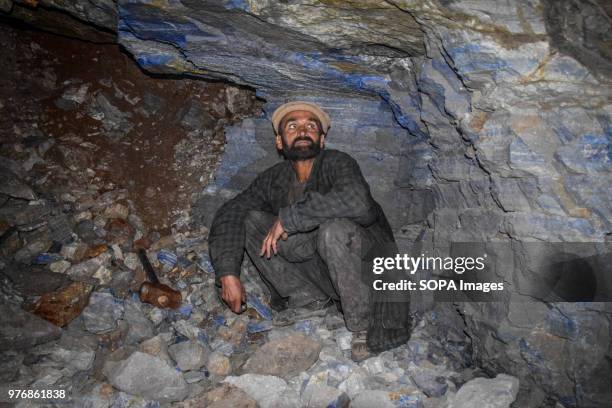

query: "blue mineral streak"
(446, 43), (508, 72)
(379, 90), (428, 137)
(222, 0), (250, 11)
(246, 321), (274, 333)
(212, 315), (226, 326)
(116, 0), (434, 135)
(136, 54), (173, 68)
(246, 294), (273, 320)
(547, 308), (578, 340)
(518, 338), (545, 363)
(119, 3), (202, 49)
(157, 249), (177, 267)
(178, 304), (193, 318)
(34, 252), (63, 264)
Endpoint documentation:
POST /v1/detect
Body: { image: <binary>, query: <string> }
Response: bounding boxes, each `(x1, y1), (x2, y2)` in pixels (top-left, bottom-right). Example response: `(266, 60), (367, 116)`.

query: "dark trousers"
(244, 210), (382, 332)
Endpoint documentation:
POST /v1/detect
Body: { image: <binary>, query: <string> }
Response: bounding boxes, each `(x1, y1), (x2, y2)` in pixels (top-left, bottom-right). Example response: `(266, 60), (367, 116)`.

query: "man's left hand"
(260, 217), (288, 259)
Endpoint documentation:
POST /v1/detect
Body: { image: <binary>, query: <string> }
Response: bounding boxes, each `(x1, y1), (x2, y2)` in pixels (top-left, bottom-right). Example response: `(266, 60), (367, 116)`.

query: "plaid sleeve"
(208, 173), (272, 282)
(279, 153), (378, 234)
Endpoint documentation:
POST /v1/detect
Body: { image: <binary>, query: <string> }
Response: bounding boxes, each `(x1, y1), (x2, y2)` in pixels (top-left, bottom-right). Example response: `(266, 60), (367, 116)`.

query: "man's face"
(276, 110), (325, 161)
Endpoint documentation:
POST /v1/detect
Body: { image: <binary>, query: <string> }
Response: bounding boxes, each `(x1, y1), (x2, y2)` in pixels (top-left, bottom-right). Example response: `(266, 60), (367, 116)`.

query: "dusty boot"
(268, 291), (288, 312)
(351, 330), (372, 362)
(272, 297), (333, 327)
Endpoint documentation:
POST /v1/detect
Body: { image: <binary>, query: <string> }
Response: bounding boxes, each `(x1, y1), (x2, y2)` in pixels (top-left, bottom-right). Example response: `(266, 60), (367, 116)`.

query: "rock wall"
(2, 0), (117, 42)
(3, 0), (611, 406)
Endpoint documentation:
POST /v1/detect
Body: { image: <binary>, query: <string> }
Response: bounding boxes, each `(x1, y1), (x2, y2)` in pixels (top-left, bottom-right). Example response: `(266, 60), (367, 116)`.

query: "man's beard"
(282, 136), (321, 161)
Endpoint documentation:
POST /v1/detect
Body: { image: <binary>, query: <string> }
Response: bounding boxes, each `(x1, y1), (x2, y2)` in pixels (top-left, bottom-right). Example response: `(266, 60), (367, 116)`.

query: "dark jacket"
(208, 148), (410, 351)
(209, 149), (394, 281)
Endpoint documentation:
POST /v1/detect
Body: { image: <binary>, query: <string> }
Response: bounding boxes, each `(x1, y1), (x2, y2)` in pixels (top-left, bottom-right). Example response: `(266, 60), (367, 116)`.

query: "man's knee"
(317, 218), (359, 252)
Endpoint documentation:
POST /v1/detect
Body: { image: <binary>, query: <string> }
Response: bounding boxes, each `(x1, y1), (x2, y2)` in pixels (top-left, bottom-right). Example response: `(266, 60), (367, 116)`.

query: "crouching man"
(208, 101), (410, 361)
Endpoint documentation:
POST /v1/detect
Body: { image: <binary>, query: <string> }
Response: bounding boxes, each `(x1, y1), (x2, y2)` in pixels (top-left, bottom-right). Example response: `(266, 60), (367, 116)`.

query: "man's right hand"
(220, 275), (246, 313)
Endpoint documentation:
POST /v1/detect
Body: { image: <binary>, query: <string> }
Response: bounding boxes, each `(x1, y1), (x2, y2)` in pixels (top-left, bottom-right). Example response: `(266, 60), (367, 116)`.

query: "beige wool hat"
(271, 101), (331, 135)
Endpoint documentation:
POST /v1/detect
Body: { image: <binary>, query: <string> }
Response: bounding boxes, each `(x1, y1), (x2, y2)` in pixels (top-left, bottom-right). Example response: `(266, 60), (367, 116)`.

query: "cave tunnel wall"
(3, 0), (612, 406)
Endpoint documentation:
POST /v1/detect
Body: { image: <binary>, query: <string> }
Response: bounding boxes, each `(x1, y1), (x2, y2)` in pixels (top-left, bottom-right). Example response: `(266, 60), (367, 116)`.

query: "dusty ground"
(0, 22), (261, 233)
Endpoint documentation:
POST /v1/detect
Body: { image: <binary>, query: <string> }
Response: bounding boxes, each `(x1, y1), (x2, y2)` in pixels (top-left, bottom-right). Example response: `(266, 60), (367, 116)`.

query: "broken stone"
(246, 320), (274, 334)
(87, 91), (133, 140)
(0, 352), (24, 384)
(30, 367), (64, 388)
(241, 332), (321, 379)
(172, 319), (203, 342)
(113, 83), (140, 105)
(0, 201), (50, 227)
(29, 281), (93, 327)
(105, 351), (188, 402)
(139, 333), (173, 365)
(183, 370), (208, 384)
(218, 317), (248, 348)
(49, 259), (71, 273)
(335, 327), (353, 351)
(338, 369), (369, 399)
(105, 218), (134, 248)
(110, 243), (123, 260)
(92, 264), (112, 285)
(82, 291), (124, 333)
(0, 299), (61, 350)
(0, 165), (37, 200)
(85, 243), (108, 258)
(448, 374), (519, 408)
(111, 391), (159, 407)
(246, 294), (273, 321)
(410, 364), (448, 398)
(123, 299), (154, 344)
(128, 211), (146, 231)
(157, 248), (177, 267)
(43, 331), (97, 371)
(351, 390), (397, 408)
(60, 242), (88, 262)
(14, 232), (53, 264)
(0, 0), (12, 13)
(123, 252), (140, 270)
(64, 251), (111, 282)
(59, 83), (89, 106)
(74, 210), (92, 222)
(179, 99), (216, 131)
(0, 227), (20, 258)
(101, 345), (137, 377)
(149, 234), (175, 251)
(141, 91), (166, 117)
(104, 202), (129, 220)
(3, 263), (70, 296)
(75, 219), (98, 244)
(148, 307), (165, 326)
(47, 213), (74, 244)
(35, 251), (63, 264)
(109, 268), (134, 298)
(361, 355), (386, 375)
(77, 383), (114, 408)
(224, 374), (300, 408)
(207, 352), (231, 377)
(176, 384), (257, 408)
(168, 340), (210, 371)
(301, 382), (350, 408)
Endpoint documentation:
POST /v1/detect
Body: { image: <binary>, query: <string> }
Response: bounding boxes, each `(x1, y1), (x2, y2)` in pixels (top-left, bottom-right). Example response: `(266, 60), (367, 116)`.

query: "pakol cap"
(271, 101), (331, 135)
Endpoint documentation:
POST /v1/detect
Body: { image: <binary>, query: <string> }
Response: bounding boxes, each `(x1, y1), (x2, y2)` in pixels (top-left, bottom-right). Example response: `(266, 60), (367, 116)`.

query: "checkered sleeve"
(279, 152), (378, 234)
(208, 173), (272, 282)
